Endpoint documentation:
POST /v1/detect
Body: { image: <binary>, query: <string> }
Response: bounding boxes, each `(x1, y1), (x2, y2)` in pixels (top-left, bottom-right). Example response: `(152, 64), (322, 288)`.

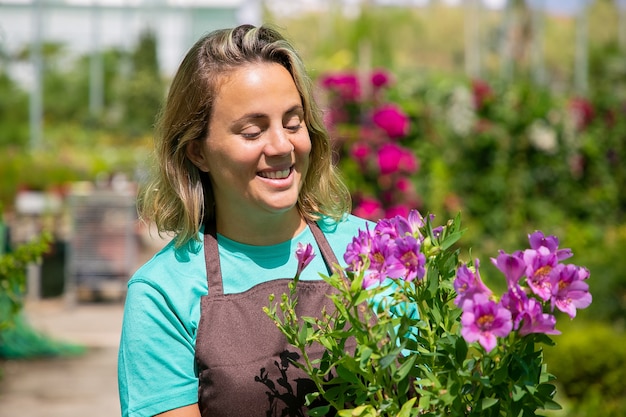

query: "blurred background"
(0, 0), (625, 415)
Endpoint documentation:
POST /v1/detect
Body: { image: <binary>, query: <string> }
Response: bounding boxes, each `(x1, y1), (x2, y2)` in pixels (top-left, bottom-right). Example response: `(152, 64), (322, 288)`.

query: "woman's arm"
(156, 404), (201, 417)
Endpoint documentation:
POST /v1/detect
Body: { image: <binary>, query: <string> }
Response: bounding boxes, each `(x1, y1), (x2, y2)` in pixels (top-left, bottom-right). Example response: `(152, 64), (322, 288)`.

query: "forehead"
(212, 62), (302, 115)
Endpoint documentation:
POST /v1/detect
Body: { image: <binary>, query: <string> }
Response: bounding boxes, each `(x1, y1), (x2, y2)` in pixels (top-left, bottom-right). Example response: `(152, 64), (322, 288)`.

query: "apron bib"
(195, 220), (341, 416)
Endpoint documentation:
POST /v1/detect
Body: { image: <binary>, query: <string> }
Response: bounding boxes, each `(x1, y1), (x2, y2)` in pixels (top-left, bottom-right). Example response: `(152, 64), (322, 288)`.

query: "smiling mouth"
(258, 167), (292, 180)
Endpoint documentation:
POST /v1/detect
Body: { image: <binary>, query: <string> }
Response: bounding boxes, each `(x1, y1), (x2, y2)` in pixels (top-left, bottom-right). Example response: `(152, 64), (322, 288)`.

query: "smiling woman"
(117, 24), (371, 417)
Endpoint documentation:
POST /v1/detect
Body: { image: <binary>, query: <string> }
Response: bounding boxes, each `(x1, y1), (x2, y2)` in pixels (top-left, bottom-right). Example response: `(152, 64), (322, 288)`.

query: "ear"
(186, 140), (210, 173)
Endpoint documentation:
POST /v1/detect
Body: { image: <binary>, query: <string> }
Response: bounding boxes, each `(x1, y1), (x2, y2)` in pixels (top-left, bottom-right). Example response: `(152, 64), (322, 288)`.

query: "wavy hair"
(138, 24), (351, 246)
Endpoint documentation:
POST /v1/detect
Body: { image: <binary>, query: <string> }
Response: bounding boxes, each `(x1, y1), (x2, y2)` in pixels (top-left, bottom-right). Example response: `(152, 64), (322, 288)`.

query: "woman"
(118, 24), (369, 417)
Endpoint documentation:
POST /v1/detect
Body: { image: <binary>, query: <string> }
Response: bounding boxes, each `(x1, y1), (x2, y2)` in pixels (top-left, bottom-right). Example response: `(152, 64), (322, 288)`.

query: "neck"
(215, 208), (307, 246)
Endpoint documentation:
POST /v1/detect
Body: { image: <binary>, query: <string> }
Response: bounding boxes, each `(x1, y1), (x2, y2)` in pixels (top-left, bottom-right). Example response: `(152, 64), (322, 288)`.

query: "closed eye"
(284, 114), (304, 133)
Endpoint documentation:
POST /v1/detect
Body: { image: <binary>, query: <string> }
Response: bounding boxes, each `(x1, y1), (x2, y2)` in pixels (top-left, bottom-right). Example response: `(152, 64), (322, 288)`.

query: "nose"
(264, 127), (293, 156)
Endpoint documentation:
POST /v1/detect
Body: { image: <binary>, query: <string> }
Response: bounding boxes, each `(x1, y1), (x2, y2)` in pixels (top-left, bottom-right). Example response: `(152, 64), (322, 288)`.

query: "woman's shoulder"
(128, 235), (207, 294)
(317, 213), (372, 236)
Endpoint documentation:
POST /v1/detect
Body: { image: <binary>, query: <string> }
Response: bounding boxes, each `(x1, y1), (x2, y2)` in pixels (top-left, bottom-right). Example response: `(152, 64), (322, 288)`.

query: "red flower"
(471, 79), (494, 110)
(568, 97), (594, 131)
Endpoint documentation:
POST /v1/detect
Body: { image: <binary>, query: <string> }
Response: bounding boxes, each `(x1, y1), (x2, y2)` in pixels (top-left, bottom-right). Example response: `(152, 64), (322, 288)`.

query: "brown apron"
(195, 220), (341, 417)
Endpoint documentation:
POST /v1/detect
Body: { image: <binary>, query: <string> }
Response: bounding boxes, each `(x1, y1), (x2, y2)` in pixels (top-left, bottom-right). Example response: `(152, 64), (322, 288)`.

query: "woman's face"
(191, 62), (311, 225)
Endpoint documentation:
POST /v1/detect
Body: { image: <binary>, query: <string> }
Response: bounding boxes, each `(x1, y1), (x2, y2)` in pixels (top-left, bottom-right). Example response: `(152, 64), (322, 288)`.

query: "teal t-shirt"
(118, 215), (369, 417)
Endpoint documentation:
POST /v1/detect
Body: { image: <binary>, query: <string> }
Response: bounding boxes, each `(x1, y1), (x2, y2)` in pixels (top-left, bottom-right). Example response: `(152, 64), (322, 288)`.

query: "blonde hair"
(138, 24), (351, 246)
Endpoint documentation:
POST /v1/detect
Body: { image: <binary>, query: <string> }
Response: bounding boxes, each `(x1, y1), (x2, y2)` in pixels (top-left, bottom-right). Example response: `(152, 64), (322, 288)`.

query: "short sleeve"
(118, 280), (199, 417)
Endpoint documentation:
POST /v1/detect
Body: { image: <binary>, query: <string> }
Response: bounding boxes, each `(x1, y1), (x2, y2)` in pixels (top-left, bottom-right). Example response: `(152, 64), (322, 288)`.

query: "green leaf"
(481, 397), (499, 410)
(307, 405), (331, 416)
(336, 364), (361, 384)
(397, 397), (417, 417)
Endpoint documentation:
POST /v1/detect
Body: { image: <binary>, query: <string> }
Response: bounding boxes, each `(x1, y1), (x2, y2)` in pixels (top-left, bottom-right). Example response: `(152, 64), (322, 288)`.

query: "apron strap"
(203, 219), (340, 296)
(203, 219), (224, 296)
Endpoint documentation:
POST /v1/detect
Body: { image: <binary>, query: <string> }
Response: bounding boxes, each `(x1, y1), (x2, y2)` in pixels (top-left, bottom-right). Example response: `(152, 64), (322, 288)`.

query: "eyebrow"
(231, 105), (304, 125)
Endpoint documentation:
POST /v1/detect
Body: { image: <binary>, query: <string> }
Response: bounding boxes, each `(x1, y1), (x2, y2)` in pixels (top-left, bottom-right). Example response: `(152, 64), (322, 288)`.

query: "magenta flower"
(353, 197), (384, 221)
(377, 143), (418, 175)
(523, 246), (557, 301)
(517, 297), (560, 336)
(295, 242), (315, 279)
(453, 260), (493, 308)
(491, 250), (526, 288)
(460, 293), (513, 352)
(385, 205), (411, 220)
(320, 72), (360, 101)
(371, 69), (392, 89)
(344, 227), (374, 274)
(500, 285), (528, 330)
(366, 233), (405, 284)
(372, 104), (410, 139)
(393, 235), (426, 282)
(528, 231), (572, 261)
(550, 264), (592, 318)
(350, 142), (372, 168)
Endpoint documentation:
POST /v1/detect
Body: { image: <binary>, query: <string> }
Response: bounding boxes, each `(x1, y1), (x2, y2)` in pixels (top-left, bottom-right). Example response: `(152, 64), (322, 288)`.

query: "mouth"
(257, 166), (293, 180)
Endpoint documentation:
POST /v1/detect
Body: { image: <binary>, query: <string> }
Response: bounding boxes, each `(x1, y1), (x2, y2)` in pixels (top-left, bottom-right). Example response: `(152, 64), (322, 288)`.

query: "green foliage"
(543, 321), (626, 417)
(0, 229), (51, 330)
(0, 71), (30, 148)
(118, 28), (164, 135)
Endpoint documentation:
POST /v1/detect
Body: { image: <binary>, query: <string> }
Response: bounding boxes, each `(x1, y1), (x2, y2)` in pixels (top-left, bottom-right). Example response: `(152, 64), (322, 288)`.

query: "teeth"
(259, 169), (290, 179)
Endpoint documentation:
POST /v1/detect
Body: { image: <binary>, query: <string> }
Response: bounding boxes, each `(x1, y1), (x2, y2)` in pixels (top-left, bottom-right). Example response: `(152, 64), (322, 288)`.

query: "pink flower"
(393, 235), (426, 282)
(377, 143), (418, 175)
(353, 197), (385, 221)
(371, 69), (392, 89)
(528, 231), (572, 261)
(550, 264), (592, 318)
(350, 142), (372, 168)
(320, 72), (360, 101)
(454, 260), (493, 308)
(295, 242), (315, 279)
(517, 297), (560, 336)
(523, 246), (557, 301)
(372, 104), (410, 139)
(385, 205), (410, 220)
(460, 293), (513, 352)
(491, 250), (526, 288)
(344, 228), (373, 274)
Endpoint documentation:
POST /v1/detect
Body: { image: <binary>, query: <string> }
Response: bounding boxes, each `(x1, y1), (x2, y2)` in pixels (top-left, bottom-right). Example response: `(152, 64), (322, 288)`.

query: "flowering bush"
(265, 210), (591, 416)
(320, 70), (420, 220)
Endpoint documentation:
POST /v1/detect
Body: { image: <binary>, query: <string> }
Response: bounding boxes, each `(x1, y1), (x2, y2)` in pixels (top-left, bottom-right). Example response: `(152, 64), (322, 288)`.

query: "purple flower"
(491, 250), (526, 288)
(453, 260), (493, 307)
(500, 285), (528, 330)
(550, 264), (592, 318)
(528, 231), (572, 261)
(523, 246), (557, 301)
(517, 297), (560, 336)
(344, 227), (374, 274)
(393, 235), (426, 282)
(460, 293), (513, 352)
(372, 104), (410, 139)
(366, 233), (405, 286)
(295, 242), (315, 278)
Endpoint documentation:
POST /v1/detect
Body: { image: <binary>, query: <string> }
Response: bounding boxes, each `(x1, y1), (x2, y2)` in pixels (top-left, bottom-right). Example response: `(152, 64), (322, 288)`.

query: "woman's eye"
(285, 124), (302, 132)
(241, 127), (262, 139)
(285, 116), (303, 132)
